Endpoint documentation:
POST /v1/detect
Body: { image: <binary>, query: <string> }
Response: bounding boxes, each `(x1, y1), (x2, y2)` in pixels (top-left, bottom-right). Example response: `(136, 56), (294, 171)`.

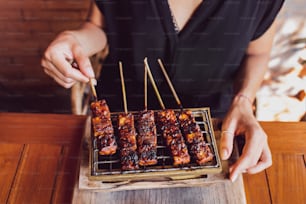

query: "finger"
(247, 143), (272, 174)
(229, 131), (264, 181)
(44, 68), (76, 88)
(50, 52), (89, 83)
(72, 45), (95, 78)
(220, 119), (237, 160)
(42, 58), (75, 84)
(229, 147), (261, 181)
(220, 131), (234, 160)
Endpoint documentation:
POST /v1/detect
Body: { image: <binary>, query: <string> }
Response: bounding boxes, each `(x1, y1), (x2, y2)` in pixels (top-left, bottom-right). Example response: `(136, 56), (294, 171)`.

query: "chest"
(167, 0), (203, 32)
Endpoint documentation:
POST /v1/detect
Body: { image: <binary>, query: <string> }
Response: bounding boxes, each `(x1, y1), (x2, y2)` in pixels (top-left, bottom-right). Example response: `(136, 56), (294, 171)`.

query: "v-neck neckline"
(167, 0), (205, 35)
(155, 0), (219, 40)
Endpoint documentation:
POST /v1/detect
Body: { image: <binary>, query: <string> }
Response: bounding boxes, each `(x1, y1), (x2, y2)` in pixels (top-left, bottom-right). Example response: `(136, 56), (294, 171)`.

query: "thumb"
(72, 45), (95, 78)
(220, 118), (236, 160)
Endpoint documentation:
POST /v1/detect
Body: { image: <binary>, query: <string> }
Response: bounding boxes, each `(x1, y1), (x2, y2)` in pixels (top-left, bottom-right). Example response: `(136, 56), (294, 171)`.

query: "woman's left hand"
(220, 95), (272, 182)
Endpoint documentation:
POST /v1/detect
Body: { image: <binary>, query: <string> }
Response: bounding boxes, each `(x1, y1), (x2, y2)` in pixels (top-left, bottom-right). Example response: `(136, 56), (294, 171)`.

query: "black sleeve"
(251, 0), (285, 41)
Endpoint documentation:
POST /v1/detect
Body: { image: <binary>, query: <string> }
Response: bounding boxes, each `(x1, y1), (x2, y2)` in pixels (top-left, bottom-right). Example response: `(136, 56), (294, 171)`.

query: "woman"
(41, 0), (284, 182)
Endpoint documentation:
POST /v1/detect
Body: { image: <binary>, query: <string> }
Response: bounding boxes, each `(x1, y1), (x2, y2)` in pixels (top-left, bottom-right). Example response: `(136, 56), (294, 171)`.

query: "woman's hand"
(220, 94), (272, 182)
(41, 31), (94, 88)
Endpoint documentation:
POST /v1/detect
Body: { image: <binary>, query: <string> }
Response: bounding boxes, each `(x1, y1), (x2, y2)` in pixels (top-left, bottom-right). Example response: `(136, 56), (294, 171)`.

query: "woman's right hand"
(41, 31), (95, 88)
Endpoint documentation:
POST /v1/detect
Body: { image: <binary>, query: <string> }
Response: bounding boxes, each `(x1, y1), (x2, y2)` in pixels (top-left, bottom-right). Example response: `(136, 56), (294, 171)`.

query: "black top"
(94, 0), (284, 117)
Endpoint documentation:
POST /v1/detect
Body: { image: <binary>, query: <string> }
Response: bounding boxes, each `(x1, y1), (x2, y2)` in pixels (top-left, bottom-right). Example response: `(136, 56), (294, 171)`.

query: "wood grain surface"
(243, 121), (306, 204)
(0, 144), (24, 204)
(0, 113), (86, 204)
(0, 113), (305, 204)
(8, 144), (62, 204)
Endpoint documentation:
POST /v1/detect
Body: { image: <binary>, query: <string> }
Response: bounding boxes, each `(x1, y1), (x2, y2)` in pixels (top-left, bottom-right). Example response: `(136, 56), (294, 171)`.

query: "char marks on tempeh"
(91, 99), (118, 155)
(137, 110), (158, 166)
(118, 113), (139, 170)
(157, 109), (190, 166)
(178, 110), (213, 165)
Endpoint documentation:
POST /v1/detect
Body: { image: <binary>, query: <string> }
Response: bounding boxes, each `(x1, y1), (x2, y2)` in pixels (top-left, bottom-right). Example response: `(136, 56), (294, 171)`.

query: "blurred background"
(256, 0), (306, 121)
(0, 0), (90, 113)
(0, 0), (305, 121)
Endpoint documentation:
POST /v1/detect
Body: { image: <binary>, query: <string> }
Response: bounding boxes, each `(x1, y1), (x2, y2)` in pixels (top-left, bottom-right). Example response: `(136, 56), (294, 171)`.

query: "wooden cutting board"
(77, 116), (241, 192)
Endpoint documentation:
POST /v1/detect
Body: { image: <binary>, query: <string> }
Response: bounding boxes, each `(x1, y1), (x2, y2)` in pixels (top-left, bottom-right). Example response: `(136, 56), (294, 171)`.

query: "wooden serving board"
(89, 108), (222, 182)
(78, 116), (239, 192)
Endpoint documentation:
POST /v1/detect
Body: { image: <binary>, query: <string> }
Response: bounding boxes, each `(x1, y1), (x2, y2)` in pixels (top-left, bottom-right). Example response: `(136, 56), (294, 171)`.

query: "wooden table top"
(0, 113), (305, 204)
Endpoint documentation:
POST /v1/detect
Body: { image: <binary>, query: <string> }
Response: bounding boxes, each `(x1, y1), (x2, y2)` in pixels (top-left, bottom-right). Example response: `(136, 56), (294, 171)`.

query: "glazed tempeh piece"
(91, 100), (117, 155)
(157, 109), (190, 166)
(137, 110), (158, 166)
(178, 110), (213, 165)
(118, 113), (139, 170)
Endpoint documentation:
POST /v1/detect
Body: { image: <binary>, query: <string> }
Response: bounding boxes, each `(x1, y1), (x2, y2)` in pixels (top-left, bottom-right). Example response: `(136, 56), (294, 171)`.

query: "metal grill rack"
(89, 108), (222, 181)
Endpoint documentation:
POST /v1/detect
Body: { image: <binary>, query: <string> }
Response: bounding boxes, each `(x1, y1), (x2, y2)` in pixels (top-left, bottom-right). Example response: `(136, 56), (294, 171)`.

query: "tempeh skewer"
(118, 61), (139, 170)
(118, 113), (139, 170)
(158, 58), (213, 165)
(90, 99), (118, 155)
(137, 59), (158, 166)
(137, 110), (158, 166)
(156, 109), (190, 166)
(145, 58), (190, 166)
(178, 110), (214, 164)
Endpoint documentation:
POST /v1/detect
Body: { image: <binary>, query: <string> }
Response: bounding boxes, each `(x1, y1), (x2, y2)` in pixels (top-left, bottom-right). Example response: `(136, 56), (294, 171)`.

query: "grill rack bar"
(90, 108), (222, 178)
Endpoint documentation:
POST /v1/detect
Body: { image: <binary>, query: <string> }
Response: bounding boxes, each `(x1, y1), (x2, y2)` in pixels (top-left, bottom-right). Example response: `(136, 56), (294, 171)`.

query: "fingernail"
(221, 148), (228, 160)
(231, 174), (237, 182)
(85, 66), (95, 78)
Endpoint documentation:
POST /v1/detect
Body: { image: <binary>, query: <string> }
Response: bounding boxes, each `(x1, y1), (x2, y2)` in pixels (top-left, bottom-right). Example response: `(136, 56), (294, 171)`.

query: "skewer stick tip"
(89, 78), (98, 101)
(66, 58), (98, 101)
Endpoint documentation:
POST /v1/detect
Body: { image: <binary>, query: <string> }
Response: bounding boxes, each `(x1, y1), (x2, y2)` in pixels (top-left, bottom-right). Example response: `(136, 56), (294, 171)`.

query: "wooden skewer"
(119, 61), (128, 114)
(67, 58), (98, 101)
(144, 62), (148, 111)
(89, 78), (98, 101)
(144, 57), (165, 110)
(157, 58), (182, 109)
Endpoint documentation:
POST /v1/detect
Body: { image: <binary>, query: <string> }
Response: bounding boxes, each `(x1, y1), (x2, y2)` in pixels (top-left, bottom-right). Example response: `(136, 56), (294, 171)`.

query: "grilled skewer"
(144, 58), (190, 166)
(178, 110), (213, 164)
(157, 109), (190, 166)
(91, 99), (118, 155)
(118, 113), (139, 170)
(118, 61), (139, 170)
(136, 59), (158, 166)
(157, 58), (213, 165)
(137, 110), (158, 166)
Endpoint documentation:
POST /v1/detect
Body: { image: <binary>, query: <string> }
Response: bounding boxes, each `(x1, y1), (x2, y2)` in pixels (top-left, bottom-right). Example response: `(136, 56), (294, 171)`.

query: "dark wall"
(0, 0), (90, 113)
